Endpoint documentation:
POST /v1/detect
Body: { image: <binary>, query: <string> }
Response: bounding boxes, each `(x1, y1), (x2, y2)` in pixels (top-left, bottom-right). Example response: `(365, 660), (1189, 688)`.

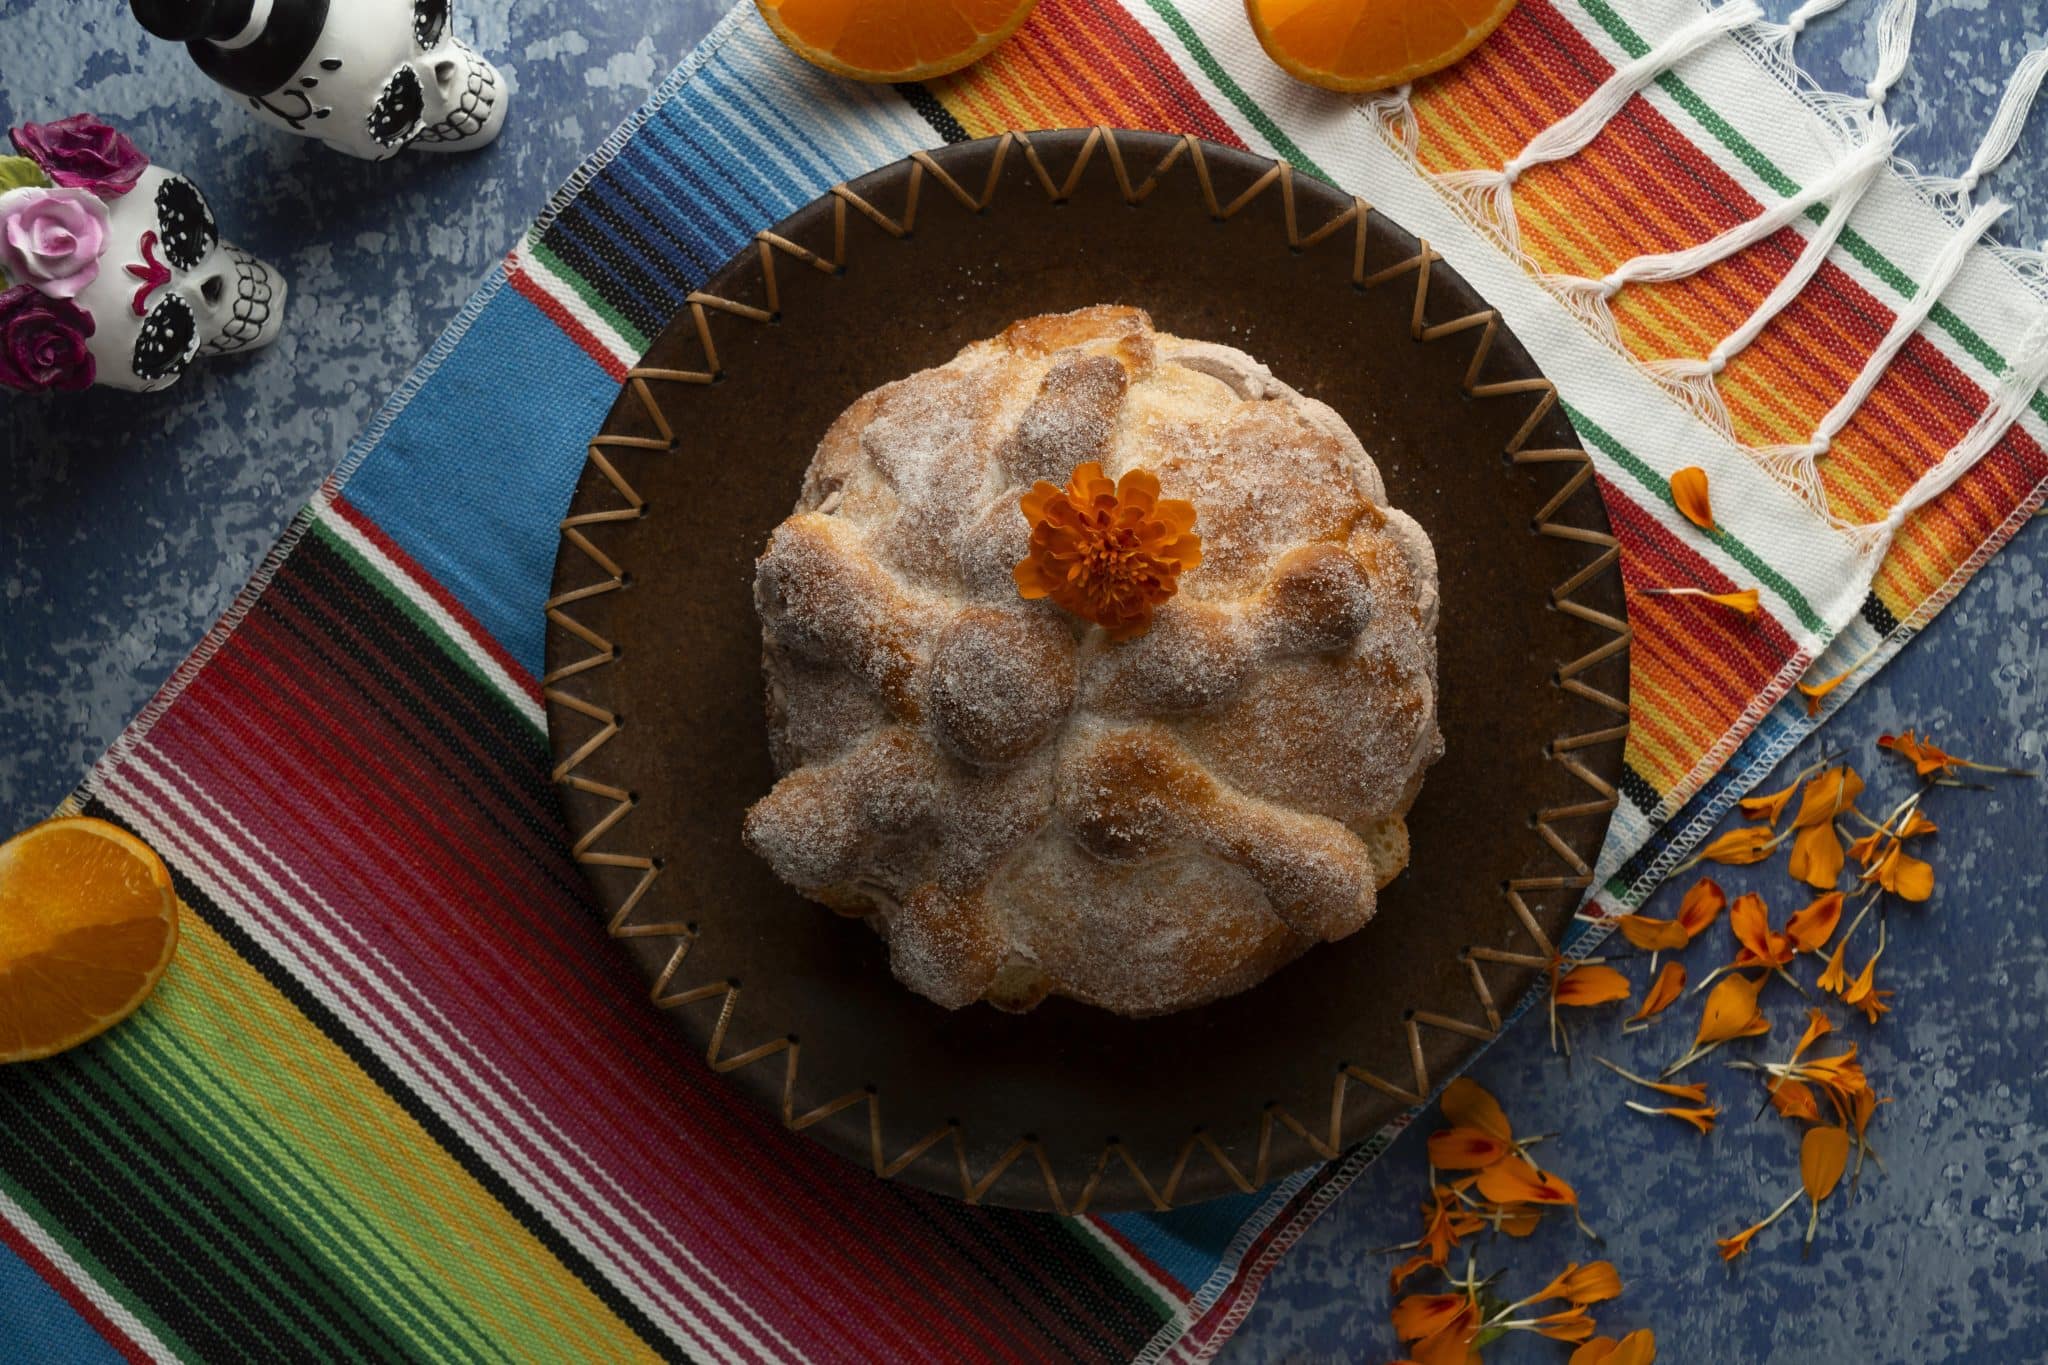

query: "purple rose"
(10, 115), (148, 199)
(0, 188), (109, 299)
(0, 284), (96, 392)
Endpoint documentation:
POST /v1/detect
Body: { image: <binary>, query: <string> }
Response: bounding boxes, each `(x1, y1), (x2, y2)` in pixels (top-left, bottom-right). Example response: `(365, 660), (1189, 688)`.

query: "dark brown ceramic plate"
(544, 129), (1629, 1212)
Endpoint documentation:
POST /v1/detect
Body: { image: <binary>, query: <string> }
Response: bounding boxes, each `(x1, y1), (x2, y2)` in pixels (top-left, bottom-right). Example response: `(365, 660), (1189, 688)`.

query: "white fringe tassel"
(1753, 196), (2011, 501)
(1362, 83), (1418, 158)
(1865, 0), (1917, 110)
(1754, 0), (1854, 63)
(1933, 45), (2048, 200)
(1847, 310), (2048, 559)
(1437, 0), (1763, 256)
(1637, 120), (1905, 436)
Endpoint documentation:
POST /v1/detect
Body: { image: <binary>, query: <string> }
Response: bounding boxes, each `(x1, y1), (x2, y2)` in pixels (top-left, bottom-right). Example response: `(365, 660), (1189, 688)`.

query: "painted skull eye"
(414, 0), (449, 48)
(133, 293), (199, 382)
(368, 66), (425, 148)
(155, 176), (217, 273)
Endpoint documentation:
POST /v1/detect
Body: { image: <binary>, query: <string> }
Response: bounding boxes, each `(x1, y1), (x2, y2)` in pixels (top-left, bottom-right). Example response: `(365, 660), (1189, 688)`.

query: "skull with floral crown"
(0, 115), (286, 394)
(131, 0), (509, 161)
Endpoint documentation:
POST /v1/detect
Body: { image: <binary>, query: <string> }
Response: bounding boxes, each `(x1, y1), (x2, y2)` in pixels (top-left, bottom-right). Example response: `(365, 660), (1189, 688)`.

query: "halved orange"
(757, 0), (1043, 83)
(0, 817), (179, 1063)
(1247, 0), (1519, 93)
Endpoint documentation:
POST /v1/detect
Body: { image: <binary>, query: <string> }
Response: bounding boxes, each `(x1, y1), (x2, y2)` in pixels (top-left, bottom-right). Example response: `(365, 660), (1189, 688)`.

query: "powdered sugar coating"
(743, 306), (1443, 1016)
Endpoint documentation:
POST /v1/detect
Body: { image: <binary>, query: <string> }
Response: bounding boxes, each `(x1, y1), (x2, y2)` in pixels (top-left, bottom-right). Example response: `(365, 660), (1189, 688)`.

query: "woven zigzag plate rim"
(543, 127), (1631, 1212)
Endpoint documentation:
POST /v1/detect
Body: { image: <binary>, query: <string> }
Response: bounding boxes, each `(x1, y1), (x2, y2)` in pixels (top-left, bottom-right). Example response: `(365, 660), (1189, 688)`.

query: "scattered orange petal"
(1790, 1007), (1832, 1062)
(1792, 766), (1864, 829)
(1843, 952), (1893, 1023)
(1014, 462), (1202, 640)
(1670, 466), (1714, 532)
(1571, 1329), (1658, 1365)
(1628, 961), (1687, 1023)
(1677, 878), (1726, 940)
(1788, 820), (1846, 890)
(1716, 1219), (1770, 1262)
(1439, 1077), (1512, 1144)
(1818, 940), (1850, 995)
(1636, 1103), (1720, 1133)
(1556, 964), (1632, 1007)
(1615, 913), (1689, 952)
(1427, 1127), (1509, 1171)
(1533, 1261), (1624, 1306)
(1390, 1252), (1436, 1296)
(1795, 668), (1851, 717)
(1878, 730), (1954, 778)
(1705, 588), (1761, 616)
(1847, 830), (1887, 867)
(1900, 810), (1939, 838)
(1786, 891), (1844, 953)
(1871, 844), (1935, 902)
(1729, 892), (1791, 968)
(1739, 782), (1797, 824)
(1528, 1306), (1599, 1343)
(1392, 1292), (1472, 1343)
(1692, 826), (1782, 867)
(1476, 1155), (1578, 1207)
(1802, 1125), (1850, 1205)
(1770, 1078), (1821, 1122)
(1693, 972), (1769, 1048)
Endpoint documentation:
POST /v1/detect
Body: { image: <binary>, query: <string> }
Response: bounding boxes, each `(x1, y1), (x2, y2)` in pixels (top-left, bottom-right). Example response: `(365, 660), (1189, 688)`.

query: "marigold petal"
(1629, 961), (1687, 1023)
(1787, 821), (1845, 891)
(1439, 1077), (1512, 1144)
(1729, 892), (1773, 961)
(1694, 973), (1768, 1047)
(1616, 914), (1689, 952)
(1475, 1155), (1577, 1207)
(1738, 783), (1797, 824)
(1533, 1260), (1623, 1306)
(1391, 1293), (1471, 1343)
(1802, 1125), (1851, 1204)
(1792, 766), (1864, 830)
(1818, 940), (1850, 995)
(1426, 1127), (1509, 1171)
(1900, 811), (1939, 839)
(1791, 1007), (1832, 1061)
(1878, 846), (1936, 902)
(1716, 1223), (1764, 1261)
(1390, 1253), (1436, 1296)
(1530, 1307), (1599, 1343)
(1571, 1330), (1657, 1365)
(1770, 1078), (1821, 1122)
(1555, 964), (1631, 1007)
(1695, 826), (1780, 866)
(1706, 588), (1761, 616)
(1786, 891), (1844, 953)
(1670, 466), (1714, 532)
(1795, 669), (1850, 717)
(1678, 878), (1726, 939)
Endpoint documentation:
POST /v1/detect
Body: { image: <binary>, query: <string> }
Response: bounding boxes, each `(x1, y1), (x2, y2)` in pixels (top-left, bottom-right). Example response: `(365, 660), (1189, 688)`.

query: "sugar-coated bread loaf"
(743, 306), (1443, 1016)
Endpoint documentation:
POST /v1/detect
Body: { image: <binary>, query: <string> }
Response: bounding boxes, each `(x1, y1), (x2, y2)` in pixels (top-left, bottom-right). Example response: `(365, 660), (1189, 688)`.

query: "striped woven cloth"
(6, 0), (2045, 1360)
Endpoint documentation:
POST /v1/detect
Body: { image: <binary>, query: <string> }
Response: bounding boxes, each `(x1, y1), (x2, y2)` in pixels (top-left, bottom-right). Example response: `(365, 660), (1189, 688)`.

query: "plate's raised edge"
(540, 128), (1632, 1213)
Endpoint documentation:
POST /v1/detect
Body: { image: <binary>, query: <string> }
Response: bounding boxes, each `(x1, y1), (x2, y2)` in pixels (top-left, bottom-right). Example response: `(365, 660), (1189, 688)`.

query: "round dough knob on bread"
(743, 306), (1443, 1016)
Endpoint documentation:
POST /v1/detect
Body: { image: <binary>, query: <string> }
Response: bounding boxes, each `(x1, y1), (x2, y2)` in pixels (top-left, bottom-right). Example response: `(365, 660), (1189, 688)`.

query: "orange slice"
(757, 0), (1043, 83)
(1247, 0), (1519, 93)
(0, 817), (179, 1063)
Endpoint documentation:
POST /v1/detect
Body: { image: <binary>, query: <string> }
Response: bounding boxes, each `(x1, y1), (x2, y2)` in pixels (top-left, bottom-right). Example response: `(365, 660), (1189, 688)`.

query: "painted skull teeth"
(413, 43), (499, 145)
(202, 247), (281, 356)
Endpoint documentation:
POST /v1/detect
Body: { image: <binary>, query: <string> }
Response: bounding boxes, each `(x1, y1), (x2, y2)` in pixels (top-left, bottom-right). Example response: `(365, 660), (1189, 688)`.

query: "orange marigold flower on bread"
(1014, 463), (1201, 640)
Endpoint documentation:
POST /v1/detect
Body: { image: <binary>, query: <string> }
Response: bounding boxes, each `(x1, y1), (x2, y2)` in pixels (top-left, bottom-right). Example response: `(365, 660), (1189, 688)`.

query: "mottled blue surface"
(2, 3), (2045, 1362)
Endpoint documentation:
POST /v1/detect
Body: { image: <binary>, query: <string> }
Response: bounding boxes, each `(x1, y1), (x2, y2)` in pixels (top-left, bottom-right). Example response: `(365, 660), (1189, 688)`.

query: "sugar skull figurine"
(0, 115), (286, 394)
(131, 0), (510, 161)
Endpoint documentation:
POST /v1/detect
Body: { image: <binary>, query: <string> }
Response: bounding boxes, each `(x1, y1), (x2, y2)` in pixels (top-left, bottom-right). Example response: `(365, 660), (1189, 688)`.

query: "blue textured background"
(1, 2), (2044, 1361)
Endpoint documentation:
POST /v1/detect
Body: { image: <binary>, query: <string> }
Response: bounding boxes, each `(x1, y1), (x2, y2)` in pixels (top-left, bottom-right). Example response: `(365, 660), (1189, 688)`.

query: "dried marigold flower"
(1670, 465), (1714, 532)
(1014, 462), (1201, 640)
(1570, 1329), (1658, 1365)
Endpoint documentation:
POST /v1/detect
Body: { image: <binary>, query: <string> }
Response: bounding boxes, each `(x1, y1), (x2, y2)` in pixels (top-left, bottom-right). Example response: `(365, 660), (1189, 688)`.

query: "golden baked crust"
(743, 306), (1443, 1016)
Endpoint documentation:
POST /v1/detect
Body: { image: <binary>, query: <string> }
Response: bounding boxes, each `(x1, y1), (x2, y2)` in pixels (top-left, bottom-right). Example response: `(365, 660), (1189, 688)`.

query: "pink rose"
(0, 188), (109, 300)
(0, 284), (96, 392)
(10, 115), (148, 198)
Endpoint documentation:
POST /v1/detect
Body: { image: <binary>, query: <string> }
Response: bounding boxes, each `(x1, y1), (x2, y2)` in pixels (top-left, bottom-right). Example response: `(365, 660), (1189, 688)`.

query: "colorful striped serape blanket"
(6, 0), (2046, 1360)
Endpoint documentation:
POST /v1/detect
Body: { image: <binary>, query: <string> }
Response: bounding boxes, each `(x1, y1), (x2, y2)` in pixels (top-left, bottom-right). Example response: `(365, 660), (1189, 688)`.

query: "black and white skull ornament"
(131, 0), (509, 161)
(0, 114), (285, 395)
(77, 164), (288, 391)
